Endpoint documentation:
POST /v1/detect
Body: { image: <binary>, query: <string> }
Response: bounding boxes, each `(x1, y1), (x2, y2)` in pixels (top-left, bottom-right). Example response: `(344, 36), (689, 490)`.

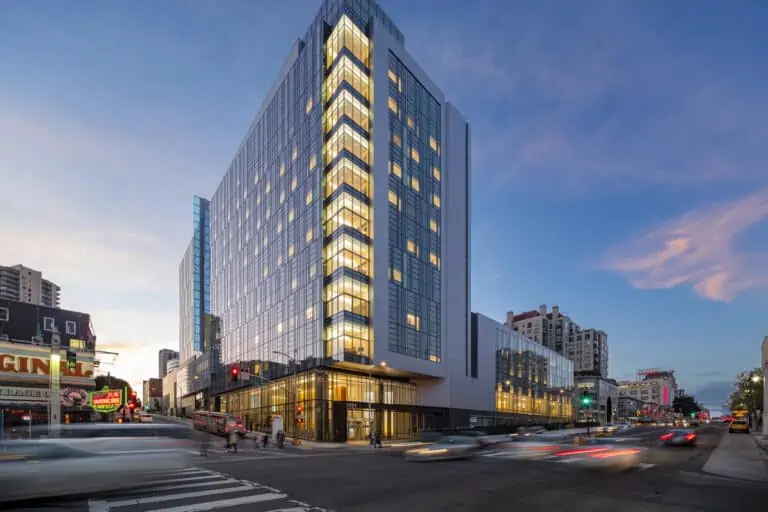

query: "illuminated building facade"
(209, 0), (486, 441)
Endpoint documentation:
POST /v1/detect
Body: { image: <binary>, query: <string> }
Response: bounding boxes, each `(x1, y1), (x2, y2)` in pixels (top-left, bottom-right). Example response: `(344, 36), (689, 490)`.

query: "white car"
(0, 424), (195, 503)
(139, 413), (154, 423)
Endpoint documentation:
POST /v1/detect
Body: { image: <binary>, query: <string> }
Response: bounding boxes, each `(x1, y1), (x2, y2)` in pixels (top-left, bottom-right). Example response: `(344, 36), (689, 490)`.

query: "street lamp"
(369, 361), (386, 437)
(273, 349), (298, 435)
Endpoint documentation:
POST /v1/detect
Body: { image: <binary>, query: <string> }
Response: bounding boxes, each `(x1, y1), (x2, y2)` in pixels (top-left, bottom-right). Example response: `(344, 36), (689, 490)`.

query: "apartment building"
(0, 264), (61, 308)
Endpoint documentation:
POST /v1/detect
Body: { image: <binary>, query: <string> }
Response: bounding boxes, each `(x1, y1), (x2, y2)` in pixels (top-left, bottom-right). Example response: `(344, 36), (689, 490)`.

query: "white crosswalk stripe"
(87, 467), (330, 512)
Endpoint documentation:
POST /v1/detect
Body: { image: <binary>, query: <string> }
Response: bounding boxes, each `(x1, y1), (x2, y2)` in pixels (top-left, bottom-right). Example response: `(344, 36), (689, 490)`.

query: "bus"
(190, 411), (245, 436)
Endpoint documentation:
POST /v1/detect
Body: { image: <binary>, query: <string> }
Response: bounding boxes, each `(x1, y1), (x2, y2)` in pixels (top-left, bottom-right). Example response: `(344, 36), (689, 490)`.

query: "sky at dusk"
(1, 0), (766, 408)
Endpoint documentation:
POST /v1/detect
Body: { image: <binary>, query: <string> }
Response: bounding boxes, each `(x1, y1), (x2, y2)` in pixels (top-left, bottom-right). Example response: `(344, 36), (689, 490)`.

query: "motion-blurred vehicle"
(660, 429), (697, 447)
(405, 435), (485, 461)
(139, 413), (154, 423)
(0, 423), (196, 503)
(729, 420), (749, 433)
(190, 410), (245, 436)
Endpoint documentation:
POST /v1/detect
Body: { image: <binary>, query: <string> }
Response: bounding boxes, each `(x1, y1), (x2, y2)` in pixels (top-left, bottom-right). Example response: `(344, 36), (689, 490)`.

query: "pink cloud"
(603, 190), (768, 301)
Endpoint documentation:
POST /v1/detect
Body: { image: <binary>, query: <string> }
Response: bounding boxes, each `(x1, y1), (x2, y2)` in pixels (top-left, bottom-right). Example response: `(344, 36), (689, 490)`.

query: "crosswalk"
(87, 467), (330, 512)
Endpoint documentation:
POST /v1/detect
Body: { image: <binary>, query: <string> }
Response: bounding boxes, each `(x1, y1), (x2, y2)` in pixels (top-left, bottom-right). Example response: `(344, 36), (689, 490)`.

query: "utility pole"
(49, 328), (62, 437)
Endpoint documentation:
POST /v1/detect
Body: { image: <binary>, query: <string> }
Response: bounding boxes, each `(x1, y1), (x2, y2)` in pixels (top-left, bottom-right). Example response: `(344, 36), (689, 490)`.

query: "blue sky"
(1, 0), (766, 407)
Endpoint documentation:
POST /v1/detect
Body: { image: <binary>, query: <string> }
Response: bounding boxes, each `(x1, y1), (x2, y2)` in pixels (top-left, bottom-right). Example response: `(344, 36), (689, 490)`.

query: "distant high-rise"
(179, 196), (211, 363)
(158, 348), (179, 378)
(208, 0), (472, 441)
(0, 264), (61, 308)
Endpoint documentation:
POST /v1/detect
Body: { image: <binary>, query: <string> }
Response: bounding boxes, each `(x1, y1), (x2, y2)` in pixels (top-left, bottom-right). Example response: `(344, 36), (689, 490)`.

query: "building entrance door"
(346, 408), (372, 441)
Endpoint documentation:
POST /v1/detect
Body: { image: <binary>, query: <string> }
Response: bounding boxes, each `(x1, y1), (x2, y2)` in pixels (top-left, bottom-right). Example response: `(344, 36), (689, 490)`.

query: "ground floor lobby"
(202, 368), (573, 442)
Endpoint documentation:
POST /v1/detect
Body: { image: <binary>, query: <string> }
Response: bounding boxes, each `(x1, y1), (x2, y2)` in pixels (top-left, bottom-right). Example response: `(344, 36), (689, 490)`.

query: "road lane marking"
(148, 477), (244, 493)
(637, 463), (656, 471)
(144, 492), (289, 512)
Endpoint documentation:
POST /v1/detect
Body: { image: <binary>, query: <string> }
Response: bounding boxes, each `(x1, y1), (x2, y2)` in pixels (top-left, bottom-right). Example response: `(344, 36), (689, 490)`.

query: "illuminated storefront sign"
(90, 388), (122, 413)
(0, 386), (90, 406)
(0, 341), (95, 386)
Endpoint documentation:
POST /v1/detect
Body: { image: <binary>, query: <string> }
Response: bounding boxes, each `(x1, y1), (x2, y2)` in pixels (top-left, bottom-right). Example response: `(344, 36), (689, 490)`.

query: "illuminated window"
(310, 155), (317, 170)
(429, 252), (440, 268)
(306, 306), (315, 320)
(306, 190), (313, 205)
(388, 69), (398, 84)
(277, 220), (283, 233)
(325, 89), (370, 133)
(263, 265), (269, 278)
(432, 194), (441, 208)
(288, 209), (295, 223)
(280, 163), (285, 176)
(407, 240), (417, 255)
(277, 254), (283, 266)
(288, 244), (295, 257)
(433, 167), (441, 181)
(325, 124), (370, 165)
(277, 322), (284, 334)
(291, 176), (298, 191)
(429, 136), (439, 153)
(292, 278), (297, 290)
(325, 55), (370, 101)
(265, 181), (271, 193)
(306, 228), (314, 243)
(325, 158), (370, 198)
(407, 313), (420, 331)
(292, 146), (298, 161)
(388, 189), (399, 207)
(326, 15), (370, 68)
(410, 147), (420, 163)
(392, 268), (402, 283)
(279, 189), (285, 204)
(392, 133), (401, 147)
(390, 161), (402, 178)
(306, 96), (314, 114)
(410, 176), (420, 192)
(407, 116), (415, 129)
(388, 97), (398, 115)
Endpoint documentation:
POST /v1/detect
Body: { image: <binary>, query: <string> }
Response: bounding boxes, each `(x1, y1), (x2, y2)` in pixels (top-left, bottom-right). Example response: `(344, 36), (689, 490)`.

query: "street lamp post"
(751, 375), (762, 431)
(368, 361), (386, 438)
(49, 329), (62, 437)
(273, 349), (298, 436)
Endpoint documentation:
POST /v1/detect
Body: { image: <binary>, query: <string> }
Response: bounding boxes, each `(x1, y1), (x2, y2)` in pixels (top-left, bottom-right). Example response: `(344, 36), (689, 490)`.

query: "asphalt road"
(10, 423), (768, 511)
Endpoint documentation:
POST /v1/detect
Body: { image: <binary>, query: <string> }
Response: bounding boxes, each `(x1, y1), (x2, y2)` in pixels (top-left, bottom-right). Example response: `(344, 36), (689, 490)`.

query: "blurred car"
(493, 439), (561, 460)
(660, 429), (697, 447)
(0, 423), (196, 503)
(405, 435), (485, 461)
(139, 413), (154, 423)
(572, 446), (645, 472)
(729, 420), (749, 433)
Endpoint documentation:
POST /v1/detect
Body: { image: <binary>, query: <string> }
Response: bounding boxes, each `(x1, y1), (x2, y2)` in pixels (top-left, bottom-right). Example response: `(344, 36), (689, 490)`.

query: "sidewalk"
(702, 431), (768, 482)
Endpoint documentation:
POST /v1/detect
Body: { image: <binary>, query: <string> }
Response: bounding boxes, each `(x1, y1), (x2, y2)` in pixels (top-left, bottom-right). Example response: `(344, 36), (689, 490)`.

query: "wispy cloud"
(602, 191), (768, 301)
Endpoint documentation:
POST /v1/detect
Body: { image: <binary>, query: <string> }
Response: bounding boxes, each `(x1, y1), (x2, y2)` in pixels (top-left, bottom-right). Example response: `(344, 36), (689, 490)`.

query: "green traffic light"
(690, 412), (695, 418)
(581, 397), (591, 406)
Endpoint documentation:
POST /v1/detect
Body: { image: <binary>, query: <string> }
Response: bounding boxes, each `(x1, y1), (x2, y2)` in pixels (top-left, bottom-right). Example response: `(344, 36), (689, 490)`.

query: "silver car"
(405, 435), (485, 461)
(0, 423), (196, 503)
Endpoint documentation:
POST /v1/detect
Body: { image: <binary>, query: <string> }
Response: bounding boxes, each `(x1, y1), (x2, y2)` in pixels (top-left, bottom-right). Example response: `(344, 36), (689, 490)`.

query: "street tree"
(673, 394), (701, 417)
(727, 368), (764, 413)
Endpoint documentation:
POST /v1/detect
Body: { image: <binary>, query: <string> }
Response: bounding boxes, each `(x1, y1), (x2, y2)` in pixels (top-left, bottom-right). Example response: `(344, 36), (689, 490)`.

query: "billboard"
(0, 341), (95, 387)
(90, 388), (123, 413)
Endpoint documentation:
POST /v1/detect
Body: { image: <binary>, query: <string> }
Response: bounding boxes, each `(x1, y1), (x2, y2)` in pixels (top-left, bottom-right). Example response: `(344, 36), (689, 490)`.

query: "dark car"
(660, 429), (697, 447)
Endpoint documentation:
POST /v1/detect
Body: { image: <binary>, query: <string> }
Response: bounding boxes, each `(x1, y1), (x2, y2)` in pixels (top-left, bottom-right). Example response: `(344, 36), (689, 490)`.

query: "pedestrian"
(200, 432), (210, 456)
(370, 431), (375, 448)
(228, 429), (240, 453)
(262, 433), (269, 448)
(374, 431), (382, 448)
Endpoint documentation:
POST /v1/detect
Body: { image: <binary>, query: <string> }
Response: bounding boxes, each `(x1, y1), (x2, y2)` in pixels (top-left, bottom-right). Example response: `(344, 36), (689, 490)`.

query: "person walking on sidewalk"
(374, 432), (382, 448)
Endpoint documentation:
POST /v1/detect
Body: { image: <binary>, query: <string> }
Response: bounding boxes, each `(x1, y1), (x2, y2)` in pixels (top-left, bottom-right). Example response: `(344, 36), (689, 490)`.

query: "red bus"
(190, 411), (245, 436)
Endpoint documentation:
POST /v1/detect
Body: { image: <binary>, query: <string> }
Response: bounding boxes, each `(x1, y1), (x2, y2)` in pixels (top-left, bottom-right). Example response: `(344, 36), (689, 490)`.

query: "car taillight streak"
(660, 433), (674, 441)
(684, 433), (696, 441)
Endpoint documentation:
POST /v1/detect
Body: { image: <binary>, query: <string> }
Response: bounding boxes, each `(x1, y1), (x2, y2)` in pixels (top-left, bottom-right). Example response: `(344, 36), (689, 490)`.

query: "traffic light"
(230, 365), (240, 382)
(580, 391), (592, 407)
(690, 412), (695, 418)
(296, 404), (304, 424)
(65, 350), (77, 370)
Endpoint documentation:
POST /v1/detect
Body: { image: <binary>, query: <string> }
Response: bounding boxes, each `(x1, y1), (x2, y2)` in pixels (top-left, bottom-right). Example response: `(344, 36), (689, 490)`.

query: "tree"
(94, 375), (133, 397)
(728, 369), (764, 413)
(673, 394), (701, 417)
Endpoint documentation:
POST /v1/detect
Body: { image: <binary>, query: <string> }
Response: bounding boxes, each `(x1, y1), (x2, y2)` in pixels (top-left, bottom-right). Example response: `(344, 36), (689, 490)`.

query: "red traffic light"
(296, 404), (303, 414)
(128, 402), (136, 410)
(231, 366), (239, 375)
(130, 391), (137, 399)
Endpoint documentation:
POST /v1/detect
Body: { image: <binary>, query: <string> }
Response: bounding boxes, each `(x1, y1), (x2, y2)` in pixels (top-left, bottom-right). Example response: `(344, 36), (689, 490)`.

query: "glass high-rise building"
(210, 0), (474, 441)
(179, 195), (211, 363)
